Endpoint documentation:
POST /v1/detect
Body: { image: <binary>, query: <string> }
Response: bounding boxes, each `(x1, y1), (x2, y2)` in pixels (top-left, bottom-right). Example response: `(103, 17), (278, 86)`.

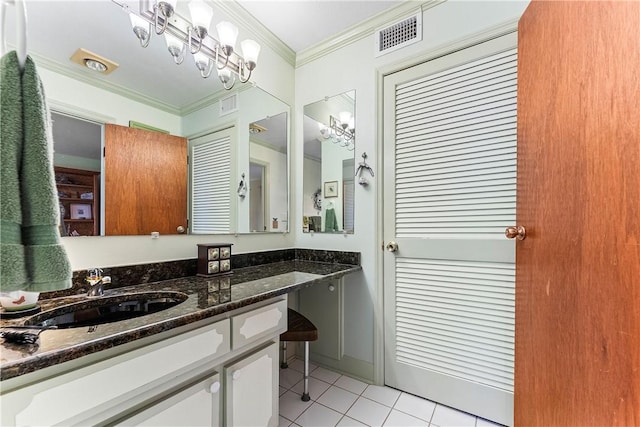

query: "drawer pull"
(209, 381), (220, 394)
(232, 371), (241, 381)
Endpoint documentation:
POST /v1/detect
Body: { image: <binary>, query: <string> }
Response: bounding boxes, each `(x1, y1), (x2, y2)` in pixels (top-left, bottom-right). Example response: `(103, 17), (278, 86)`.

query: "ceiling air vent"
(219, 93), (238, 117)
(375, 12), (422, 57)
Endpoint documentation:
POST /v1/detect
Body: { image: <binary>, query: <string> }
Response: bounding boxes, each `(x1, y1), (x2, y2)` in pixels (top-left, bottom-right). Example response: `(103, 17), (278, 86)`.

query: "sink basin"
(24, 292), (188, 329)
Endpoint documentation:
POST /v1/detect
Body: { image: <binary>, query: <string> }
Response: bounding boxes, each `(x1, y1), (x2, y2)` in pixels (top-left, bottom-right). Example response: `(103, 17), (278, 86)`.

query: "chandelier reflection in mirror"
(113, 0), (260, 90)
(319, 112), (355, 151)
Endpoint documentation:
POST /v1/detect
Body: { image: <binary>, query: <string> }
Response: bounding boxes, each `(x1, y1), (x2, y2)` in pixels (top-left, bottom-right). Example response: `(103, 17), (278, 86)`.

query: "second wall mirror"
(302, 90), (355, 234)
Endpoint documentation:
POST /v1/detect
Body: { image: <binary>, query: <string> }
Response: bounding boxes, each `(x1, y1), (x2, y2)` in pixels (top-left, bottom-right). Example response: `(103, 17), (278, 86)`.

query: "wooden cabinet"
(54, 166), (100, 236)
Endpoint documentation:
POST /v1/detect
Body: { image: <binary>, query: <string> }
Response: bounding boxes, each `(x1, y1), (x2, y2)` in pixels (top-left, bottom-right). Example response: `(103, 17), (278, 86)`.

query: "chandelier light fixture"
(114, 0), (261, 90)
(319, 112), (355, 150)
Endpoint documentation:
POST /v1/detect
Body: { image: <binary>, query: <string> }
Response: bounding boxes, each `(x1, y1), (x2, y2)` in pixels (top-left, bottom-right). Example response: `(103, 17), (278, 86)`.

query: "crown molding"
(31, 53), (182, 116)
(295, 0), (444, 68)
(211, 0), (296, 67)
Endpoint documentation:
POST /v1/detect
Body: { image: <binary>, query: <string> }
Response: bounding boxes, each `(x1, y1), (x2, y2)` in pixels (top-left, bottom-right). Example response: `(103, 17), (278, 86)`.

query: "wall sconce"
(114, 0), (260, 90)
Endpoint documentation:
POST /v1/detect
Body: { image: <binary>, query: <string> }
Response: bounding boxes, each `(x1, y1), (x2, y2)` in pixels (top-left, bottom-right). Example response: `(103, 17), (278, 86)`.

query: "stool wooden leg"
(302, 341), (310, 401)
(280, 341), (288, 369)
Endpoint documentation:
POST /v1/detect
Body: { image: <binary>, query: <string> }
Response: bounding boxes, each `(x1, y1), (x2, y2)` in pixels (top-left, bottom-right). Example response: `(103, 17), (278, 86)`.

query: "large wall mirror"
(302, 91), (355, 233)
(51, 85), (289, 237)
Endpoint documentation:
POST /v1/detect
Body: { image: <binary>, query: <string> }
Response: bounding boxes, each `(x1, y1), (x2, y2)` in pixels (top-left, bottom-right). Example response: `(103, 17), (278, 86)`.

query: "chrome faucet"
(86, 272), (111, 297)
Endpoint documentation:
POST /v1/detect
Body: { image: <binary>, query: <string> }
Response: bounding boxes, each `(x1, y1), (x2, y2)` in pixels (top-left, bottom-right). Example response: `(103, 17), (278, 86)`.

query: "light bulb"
(129, 13), (148, 31)
(188, 0), (213, 36)
(164, 32), (183, 50)
(241, 39), (260, 67)
(339, 111), (352, 125)
(217, 21), (238, 50)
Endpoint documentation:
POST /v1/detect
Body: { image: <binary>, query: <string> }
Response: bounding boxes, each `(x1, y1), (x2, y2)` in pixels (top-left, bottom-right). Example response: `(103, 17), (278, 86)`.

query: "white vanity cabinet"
(0, 296), (287, 427)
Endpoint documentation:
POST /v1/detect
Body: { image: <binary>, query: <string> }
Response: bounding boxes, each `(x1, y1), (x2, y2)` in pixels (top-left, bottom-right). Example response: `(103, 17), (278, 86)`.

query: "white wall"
(249, 142), (288, 231)
(294, 0), (530, 373)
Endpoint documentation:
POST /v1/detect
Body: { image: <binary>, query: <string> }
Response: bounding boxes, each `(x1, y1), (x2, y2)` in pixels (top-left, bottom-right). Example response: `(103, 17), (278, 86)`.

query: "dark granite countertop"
(0, 260), (361, 381)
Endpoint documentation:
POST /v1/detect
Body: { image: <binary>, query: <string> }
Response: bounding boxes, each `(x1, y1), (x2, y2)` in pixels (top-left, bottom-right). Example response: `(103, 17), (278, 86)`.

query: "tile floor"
(279, 358), (503, 427)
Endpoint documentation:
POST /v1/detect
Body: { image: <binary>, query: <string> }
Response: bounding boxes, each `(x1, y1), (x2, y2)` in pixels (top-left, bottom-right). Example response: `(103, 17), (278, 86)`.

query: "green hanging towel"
(325, 207), (339, 232)
(0, 52), (72, 292)
(0, 51), (27, 290)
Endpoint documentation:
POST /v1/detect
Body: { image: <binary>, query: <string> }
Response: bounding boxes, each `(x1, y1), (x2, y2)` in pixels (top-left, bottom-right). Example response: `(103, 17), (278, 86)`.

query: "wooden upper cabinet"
(104, 124), (187, 236)
(515, 1), (640, 425)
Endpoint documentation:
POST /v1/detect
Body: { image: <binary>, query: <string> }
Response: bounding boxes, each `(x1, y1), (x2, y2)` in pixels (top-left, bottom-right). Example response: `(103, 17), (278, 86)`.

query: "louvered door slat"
(395, 258), (515, 391)
(191, 133), (232, 234)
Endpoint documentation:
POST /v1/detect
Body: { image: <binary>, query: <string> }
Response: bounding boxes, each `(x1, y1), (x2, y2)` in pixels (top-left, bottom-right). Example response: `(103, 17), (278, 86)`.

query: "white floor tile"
(281, 367), (305, 389)
(393, 392), (436, 422)
(310, 366), (341, 384)
(294, 402), (343, 427)
(430, 404), (476, 427)
(280, 390), (314, 422)
(334, 375), (368, 395)
(317, 385), (359, 414)
(291, 377), (332, 400)
(279, 415), (293, 427)
(346, 397), (392, 426)
(280, 386), (288, 397)
(336, 416), (369, 426)
(383, 409), (429, 427)
(476, 417), (503, 427)
(289, 357), (318, 374)
(362, 385), (401, 408)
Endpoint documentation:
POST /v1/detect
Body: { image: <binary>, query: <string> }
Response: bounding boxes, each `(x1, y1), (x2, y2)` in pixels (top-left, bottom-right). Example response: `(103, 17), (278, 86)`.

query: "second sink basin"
(24, 292), (188, 329)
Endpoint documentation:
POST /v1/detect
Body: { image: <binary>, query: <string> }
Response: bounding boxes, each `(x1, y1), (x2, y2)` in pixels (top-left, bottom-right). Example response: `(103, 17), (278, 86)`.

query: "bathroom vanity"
(0, 258), (360, 426)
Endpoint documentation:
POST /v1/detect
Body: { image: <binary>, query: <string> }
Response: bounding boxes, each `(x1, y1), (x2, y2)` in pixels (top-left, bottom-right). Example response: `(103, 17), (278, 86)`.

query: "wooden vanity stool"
(280, 308), (318, 401)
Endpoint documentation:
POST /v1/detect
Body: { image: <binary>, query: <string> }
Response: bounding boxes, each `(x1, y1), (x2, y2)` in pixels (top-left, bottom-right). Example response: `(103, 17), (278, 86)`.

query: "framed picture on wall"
(70, 203), (92, 220)
(324, 181), (338, 198)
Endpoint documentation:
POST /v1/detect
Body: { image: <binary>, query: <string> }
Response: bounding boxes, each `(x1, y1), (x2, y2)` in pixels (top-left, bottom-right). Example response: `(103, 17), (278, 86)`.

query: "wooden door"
(515, 2), (640, 425)
(104, 124), (187, 235)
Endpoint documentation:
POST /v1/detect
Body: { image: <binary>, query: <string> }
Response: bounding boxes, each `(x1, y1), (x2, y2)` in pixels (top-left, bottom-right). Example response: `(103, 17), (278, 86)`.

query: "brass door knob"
(177, 225), (185, 234)
(505, 225), (526, 240)
(386, 241), (399, 252)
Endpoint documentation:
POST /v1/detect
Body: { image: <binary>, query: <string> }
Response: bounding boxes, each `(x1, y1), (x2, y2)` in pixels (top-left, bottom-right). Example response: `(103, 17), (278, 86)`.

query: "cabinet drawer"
(1, 319), (230, 427)
(116, 372), (221, 427)
(231, 299), (287, 349)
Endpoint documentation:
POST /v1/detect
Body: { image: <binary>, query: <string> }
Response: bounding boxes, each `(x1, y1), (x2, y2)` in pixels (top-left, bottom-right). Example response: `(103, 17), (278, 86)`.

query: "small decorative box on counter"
(197, 243), (233, 277)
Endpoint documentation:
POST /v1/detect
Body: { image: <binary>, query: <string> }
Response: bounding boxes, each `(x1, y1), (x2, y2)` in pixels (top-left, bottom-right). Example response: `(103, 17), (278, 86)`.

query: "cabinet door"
(116, 372), (221, 427)
(225, 341), (279, 427)
(299, 279), (341, 361)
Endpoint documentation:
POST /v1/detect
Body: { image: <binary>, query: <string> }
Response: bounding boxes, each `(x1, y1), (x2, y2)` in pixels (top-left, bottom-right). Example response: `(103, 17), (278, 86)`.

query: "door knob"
(177, 225), (185, 234)
(505, 225), (526, 240)
(386, 241), (399, 252)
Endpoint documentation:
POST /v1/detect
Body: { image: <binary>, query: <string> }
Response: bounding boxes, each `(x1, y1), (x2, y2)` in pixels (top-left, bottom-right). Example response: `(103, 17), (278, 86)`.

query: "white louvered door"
(190, 127), (236, 234)
(383, 33), (517, 426)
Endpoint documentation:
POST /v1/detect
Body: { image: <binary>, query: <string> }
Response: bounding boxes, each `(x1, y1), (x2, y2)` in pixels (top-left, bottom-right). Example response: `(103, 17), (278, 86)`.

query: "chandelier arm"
(173, 44), (186, 65)
(140, 28), (151, 48)
(222, 74), (236, 90)
(200, 59), (214, 78)
(238, 61), (252, 83)
(154, 6), (169, 35)
(188, 27), (203, 54)
(215, 45), (230, 70)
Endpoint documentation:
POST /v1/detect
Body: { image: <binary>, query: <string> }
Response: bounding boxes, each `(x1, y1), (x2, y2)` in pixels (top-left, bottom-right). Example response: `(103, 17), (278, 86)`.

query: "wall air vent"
(375, 12), (422, 57)
(219, 93), (238, 117)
